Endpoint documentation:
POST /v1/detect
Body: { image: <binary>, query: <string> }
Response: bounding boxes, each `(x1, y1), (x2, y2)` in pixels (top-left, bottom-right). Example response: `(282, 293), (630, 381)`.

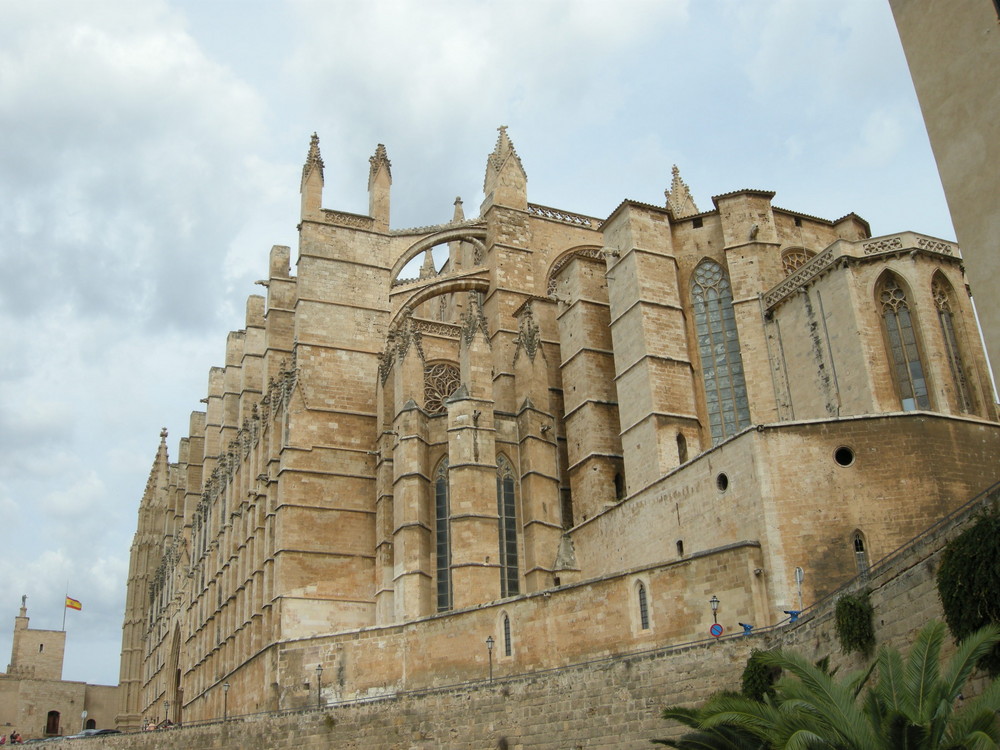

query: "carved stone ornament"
(461, 291), (491, 346)
(513, 301), (543, 364)
(424, 363), (462, 414)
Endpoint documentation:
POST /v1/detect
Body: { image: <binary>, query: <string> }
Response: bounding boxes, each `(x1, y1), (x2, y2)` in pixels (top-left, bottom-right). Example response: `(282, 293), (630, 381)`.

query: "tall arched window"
(637, 582), (650, 630)
(691, 259), (751, 444)
(496, 456), (520, 598)
(877, 274), (930, 411)
(503, 614), (512, 656)
(434, 459), (452, 612)
(932, 275), (974, 413)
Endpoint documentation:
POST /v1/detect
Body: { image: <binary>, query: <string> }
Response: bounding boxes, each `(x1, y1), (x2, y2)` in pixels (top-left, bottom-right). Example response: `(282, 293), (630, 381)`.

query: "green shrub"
(741, 649), (779, 701)
(835, 589), (875, 656)
(937, 511), (1000, 676)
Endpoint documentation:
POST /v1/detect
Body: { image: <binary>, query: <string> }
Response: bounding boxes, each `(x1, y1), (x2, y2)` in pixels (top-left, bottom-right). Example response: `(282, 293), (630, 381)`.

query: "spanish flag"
(65, 597), (82, 611)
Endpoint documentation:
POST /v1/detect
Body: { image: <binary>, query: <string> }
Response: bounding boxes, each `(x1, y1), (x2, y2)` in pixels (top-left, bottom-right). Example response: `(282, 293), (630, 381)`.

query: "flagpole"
(62, 582), (68, 631)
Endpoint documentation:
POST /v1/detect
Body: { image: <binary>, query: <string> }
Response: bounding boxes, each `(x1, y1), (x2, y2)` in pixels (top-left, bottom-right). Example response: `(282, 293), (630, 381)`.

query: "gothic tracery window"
(932, 275), (974, 413)
(877, 275), (930, 411)
(424, 363), (461, 414)
(781, 248), (814, 275)
(434, 459), (452, 612)
(496, 456), (520, 598)
(691, 259), (751, 444)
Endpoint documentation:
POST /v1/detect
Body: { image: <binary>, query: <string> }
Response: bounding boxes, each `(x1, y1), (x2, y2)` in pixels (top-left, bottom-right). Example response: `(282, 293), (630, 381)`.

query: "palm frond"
(904, 621), (945, 722)
(941, 623), (1000, 703)
(874, 645), (906, 714)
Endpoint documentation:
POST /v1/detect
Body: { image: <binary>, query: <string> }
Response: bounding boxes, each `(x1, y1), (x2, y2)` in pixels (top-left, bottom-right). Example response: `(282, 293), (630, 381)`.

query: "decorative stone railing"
(763, 232), (959, 310)
(527, 203), (599, 229)
(322, 209), (375, 230)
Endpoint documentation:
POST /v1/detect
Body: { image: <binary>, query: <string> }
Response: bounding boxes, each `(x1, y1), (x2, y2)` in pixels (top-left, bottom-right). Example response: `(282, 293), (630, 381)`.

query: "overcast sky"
(0, 0), (952, 687)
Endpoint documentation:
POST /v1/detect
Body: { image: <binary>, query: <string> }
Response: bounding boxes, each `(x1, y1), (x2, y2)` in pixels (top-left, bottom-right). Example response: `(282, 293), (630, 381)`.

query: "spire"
(368, 143), (392, 230)
(368, 143), (392, 189)
(301, 133), (325, 191)
(664, 165), (699, 219)
(419, 249), (436, 279)
(452, 196), (465, 223)
(482, 125), (528, 212)
(300, 133), (325, 220)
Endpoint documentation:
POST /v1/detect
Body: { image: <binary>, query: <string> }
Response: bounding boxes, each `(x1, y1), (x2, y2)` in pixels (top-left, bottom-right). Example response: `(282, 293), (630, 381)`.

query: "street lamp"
(222, 682), (230, 721)
(164, 701), (170, 724)
(485, 635), (495, 683)
(315, 664), (323, 709)
(709, 595), (720, 624)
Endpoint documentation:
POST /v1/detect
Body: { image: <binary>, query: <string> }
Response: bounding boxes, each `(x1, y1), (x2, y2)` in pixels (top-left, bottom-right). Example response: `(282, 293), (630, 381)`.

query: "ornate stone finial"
(483, 125), (527, 194)
(301, 132), (325, 190)
(160, 427), (168, 440)
(453, 196), (465, 223)
(368, 143), (392, 188)
(665, 165), (699, 219)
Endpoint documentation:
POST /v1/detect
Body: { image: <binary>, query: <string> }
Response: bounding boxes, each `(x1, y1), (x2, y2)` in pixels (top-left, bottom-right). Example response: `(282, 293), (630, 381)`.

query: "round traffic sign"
(709, 623), (724, 637)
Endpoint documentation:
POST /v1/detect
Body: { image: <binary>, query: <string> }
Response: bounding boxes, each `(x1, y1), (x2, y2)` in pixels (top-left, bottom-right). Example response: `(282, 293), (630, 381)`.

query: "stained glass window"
(878, 275), (929, 411)
(496, 456), (520, 598)
(691, 259), (751, 444)
(434, 459), (452, 612)
(932, 276), (973, 413)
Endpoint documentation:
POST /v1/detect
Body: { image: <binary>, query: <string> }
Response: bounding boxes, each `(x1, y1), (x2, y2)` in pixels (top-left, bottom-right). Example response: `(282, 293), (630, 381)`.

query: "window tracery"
(877, 275), (929, 411)
(691, 259), (751, 444)
(424, 363), (461, 414)
(932, 276), (973, 413)
(781, 248), (814, 275)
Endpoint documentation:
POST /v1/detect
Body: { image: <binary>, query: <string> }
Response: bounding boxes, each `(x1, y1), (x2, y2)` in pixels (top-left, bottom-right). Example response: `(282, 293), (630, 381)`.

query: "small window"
(853, 531), (870, 575)
(676, 540), (684, 557)
(676, 433), (688, 464)
(39, 643), (44, 653)
(46, 710), (60, 736)
(637, 582), (650, 630)
(692, 217), (703, 228)
(503, 615), (512, 657)
(834, 446), (855, 467)
(716, 472), (729, 492)
(794, 216), (802, 227)
(613, 472), (625, 501)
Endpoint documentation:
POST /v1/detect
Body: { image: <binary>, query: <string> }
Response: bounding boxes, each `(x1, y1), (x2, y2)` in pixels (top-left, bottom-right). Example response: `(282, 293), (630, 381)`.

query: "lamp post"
(164, 701), (169, 725)
(709, 595), (720, 624)
(222, 682), (230, 721)
(485, 636), (495, 684)
(315, 664), (323, 709)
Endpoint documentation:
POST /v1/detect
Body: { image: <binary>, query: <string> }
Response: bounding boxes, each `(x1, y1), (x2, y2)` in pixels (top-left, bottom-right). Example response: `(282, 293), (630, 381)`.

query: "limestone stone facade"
(0, 602), (118, 740)
(890, 0), (1000, 373)
(117, 127), (1000, 729)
